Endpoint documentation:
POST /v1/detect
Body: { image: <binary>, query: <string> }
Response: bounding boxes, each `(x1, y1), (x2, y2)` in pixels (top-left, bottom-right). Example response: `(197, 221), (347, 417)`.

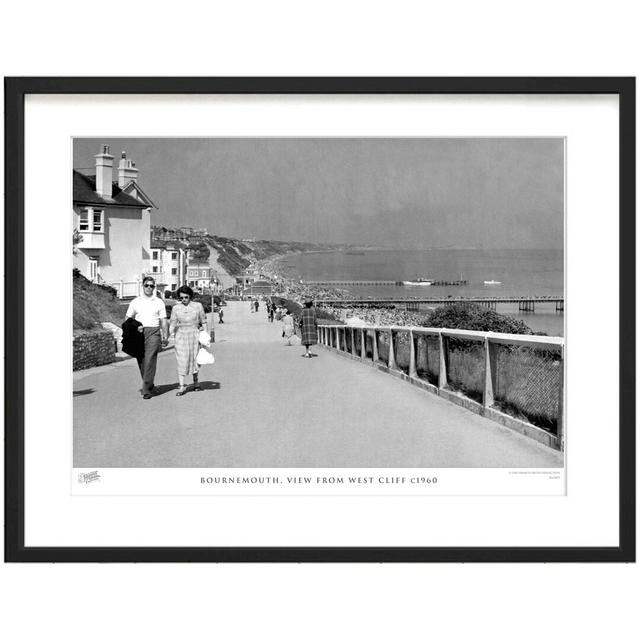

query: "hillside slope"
(202, 235), (342, 276)
(73, 269), (125, 329)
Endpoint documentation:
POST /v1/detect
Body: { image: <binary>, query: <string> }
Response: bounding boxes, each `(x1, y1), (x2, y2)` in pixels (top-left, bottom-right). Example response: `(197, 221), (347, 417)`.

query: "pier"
(302, 279), (469, 287)
(316, 296), (565, 313)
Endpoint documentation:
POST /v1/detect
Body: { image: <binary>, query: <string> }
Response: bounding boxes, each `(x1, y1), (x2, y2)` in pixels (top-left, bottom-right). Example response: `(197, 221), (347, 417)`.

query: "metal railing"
(318, 324), (564, 449)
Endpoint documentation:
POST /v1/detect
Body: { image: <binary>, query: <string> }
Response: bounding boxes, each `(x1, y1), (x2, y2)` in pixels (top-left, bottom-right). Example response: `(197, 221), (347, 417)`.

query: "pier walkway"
(73, 302), (563, 468)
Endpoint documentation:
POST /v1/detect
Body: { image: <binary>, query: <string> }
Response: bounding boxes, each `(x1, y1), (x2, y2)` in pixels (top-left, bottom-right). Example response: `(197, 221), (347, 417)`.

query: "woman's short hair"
(304, 300), (313, 308)
(176, 285), (194, 299)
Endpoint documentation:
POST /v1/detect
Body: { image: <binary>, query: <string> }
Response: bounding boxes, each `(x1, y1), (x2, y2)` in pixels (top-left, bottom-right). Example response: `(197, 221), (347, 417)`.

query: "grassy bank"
(73, 269), (125, 330)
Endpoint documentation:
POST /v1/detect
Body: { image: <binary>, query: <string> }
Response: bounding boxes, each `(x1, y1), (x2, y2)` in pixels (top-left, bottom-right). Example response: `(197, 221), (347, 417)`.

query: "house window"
(152, 251), (159, 260)
(79, 210), (89, 231)
(171, 252), (178, 260)
(171, 284), (177, 291)
(152, 266), (158, 273)
(202, 270), (207, 277)
(171, 268), (177, 275)
(92, 209), (103, 232)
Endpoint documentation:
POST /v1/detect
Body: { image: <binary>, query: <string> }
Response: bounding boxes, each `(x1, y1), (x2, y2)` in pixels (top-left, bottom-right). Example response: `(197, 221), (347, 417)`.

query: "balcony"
(78, 231), (105, 249)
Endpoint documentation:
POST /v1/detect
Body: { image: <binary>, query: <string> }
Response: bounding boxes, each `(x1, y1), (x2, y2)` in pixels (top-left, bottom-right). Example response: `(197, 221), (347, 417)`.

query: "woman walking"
(282, 309), (295, 346)
(169, 285), (207, 396)
(299, 299), (318, 358)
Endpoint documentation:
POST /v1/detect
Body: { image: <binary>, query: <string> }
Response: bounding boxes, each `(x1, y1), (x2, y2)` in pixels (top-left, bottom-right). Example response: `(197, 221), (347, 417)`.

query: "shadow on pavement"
(151, 383), (180, 396)
(193, 381), (220, 391)
(73, 388), (96, 396)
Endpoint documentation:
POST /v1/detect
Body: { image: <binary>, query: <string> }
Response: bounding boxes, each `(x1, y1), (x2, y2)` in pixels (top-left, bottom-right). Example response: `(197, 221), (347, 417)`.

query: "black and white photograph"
(72, 136), (565, 487)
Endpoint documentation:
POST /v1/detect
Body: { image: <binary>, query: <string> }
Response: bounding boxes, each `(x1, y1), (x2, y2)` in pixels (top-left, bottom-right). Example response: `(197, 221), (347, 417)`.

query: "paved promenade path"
(73, 301), (563, 468)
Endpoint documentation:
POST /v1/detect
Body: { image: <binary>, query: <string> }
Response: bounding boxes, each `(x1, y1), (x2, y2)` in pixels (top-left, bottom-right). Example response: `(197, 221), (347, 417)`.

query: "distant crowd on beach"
(315, 305), (428, 327)
(258, 255), (429, 327)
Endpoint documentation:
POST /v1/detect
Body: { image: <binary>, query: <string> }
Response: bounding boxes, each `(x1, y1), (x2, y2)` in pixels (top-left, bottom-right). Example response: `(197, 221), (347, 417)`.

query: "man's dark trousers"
(136, 327), (162, 395)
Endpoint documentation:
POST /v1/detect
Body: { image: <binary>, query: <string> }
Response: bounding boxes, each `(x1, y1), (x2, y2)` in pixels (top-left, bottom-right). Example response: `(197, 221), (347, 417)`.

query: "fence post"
(438, 331), (447, 389)
(483, 336), (494, 407)
(351, 328), (357, 357)
(360, 328), (366, 360)
(388, 329), (397, 369)
(557, 344), (565, 451)
(409, 330), (417, 378)
(372, 329), (379, 363)
(336, 327), (341, 351)
(119, 279), (124, 299)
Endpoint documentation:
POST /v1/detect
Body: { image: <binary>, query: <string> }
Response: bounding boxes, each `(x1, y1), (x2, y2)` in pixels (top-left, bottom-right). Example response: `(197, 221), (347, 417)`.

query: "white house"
(73, 145), (157, 297)
(150, 239), (189, 294)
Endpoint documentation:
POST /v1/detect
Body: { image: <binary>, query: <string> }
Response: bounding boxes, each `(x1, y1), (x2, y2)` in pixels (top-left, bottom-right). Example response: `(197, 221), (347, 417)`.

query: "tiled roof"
(73, 171), (149, 208)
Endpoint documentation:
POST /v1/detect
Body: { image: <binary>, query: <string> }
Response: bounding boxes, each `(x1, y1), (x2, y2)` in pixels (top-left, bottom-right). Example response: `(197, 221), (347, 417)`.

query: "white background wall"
(1, 2), (638, 639)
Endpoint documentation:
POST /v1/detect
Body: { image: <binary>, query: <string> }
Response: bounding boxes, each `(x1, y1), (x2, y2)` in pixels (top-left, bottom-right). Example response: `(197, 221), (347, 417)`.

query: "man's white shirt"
(126, 295), (167, 327)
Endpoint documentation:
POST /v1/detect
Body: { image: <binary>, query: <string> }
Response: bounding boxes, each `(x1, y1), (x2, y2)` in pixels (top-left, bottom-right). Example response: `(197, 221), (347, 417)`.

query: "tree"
(72, 228), (83, 255)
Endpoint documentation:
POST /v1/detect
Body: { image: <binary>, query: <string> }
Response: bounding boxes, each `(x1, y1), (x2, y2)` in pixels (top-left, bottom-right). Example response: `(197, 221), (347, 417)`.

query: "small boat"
(484, 279), (502, 285)
(403, 277), (434, 286)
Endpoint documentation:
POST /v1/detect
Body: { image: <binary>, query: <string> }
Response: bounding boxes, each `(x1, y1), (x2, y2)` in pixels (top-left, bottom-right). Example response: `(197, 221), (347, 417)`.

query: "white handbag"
(196, 346), (215, 365)
(198, 330), (211, 346)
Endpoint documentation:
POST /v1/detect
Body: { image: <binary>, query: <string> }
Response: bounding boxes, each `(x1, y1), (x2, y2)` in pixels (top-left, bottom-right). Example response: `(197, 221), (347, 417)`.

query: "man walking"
(125, 276), (169, 399)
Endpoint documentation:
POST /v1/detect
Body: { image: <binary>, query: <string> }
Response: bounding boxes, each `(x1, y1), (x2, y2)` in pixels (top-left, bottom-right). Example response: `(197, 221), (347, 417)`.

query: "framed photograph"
(5, 77), (635, 562)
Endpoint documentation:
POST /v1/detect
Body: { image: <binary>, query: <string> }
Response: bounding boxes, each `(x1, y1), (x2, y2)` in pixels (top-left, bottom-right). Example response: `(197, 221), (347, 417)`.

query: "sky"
(73, 137), (564, 250)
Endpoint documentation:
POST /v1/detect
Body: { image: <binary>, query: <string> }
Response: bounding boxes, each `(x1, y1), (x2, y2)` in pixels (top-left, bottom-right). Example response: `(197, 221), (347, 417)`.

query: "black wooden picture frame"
(4, 77), (635, 562)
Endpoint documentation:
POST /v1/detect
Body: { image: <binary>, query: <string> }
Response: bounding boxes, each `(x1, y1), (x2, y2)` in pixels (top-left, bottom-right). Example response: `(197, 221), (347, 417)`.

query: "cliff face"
(152, 226), (343, 277)
(199, 235), (341, 276)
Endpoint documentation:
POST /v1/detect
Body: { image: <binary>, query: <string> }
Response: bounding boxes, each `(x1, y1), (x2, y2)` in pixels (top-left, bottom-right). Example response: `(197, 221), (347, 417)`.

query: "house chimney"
(94, 144), (114, 198)
(118, 150), (139, 187)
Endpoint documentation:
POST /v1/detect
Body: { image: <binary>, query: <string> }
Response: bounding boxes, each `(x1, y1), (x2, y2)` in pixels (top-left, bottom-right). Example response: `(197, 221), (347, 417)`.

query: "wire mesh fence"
(343, 328), (352, 353)
(444, 336), (485, 404)
(392, 330), (411, 373)
(492, 343), (562, 433)
(321, 326), (563, 436)
(415, 333), (440, 385)
(376, 330), (389, 364)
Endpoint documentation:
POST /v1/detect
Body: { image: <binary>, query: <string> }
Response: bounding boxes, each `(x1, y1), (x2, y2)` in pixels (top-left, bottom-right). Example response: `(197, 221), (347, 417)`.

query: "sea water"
(279, 248), (564, 336)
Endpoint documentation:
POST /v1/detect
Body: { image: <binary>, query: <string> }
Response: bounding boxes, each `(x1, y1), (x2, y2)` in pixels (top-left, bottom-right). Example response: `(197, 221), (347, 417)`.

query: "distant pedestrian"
(268, 304), (275, 323)
(282, 309), (295, 345)
(218, 307), (224, 323)
(299, 299), (318, 358)
(254, 299), (259, 313)
(170, 285), (207, 396)
(125, 276), (168, 399)
(249, 299), (254, 313)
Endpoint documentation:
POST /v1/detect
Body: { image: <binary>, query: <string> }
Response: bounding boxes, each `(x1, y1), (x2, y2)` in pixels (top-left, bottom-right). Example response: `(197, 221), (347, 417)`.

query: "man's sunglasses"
(143, 283), (155, 288)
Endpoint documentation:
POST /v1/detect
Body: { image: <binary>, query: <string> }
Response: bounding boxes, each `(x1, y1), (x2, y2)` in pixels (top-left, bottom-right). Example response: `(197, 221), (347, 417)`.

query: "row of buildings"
(72, 145), (249, 298)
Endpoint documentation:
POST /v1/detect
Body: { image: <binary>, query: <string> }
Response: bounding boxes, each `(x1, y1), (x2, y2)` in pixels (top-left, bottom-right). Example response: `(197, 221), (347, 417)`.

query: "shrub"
(421, 302), (533, 335)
